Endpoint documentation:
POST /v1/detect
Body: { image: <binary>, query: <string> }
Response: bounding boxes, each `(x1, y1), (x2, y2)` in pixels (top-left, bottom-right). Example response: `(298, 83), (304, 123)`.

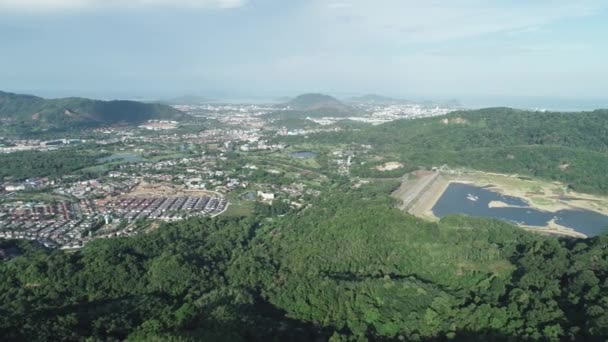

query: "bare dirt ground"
(376, 162), (404, 171)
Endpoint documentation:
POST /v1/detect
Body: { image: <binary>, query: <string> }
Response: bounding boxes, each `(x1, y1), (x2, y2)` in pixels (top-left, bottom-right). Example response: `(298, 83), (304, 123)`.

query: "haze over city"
(1, 0), (608, 109)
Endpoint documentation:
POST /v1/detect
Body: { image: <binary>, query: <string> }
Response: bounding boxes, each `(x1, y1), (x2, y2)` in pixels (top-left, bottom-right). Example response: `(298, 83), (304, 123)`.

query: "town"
(0, 98), (454, 249)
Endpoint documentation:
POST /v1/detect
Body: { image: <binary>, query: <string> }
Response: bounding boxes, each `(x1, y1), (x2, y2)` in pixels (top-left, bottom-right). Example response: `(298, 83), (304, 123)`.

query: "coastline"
(521, 219), (587, 239)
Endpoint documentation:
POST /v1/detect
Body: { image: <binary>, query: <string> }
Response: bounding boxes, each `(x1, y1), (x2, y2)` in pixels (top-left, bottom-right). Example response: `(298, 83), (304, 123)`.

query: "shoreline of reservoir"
(396, 170), (608, 239)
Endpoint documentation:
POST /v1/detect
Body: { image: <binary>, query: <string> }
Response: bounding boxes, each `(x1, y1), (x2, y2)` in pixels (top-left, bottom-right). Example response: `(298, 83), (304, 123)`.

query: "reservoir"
(432, 182), (608, 237)
(289, 151), (317, 159)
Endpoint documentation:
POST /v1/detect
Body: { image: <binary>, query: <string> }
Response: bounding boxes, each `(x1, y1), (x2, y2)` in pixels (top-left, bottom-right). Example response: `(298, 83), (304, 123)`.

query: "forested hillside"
(2, 181), (608, 341)
(0, 91), (189, 133)
(279, 108), (608, 194)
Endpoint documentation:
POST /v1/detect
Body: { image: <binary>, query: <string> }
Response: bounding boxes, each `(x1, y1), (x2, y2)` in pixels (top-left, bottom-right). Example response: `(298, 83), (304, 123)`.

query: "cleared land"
(394, 170), (608, 238)
(376, 162), (404, 171)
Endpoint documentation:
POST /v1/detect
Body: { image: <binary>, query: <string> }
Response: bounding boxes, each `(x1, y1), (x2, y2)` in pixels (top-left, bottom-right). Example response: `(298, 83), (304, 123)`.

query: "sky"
(1, 0), (608, 108)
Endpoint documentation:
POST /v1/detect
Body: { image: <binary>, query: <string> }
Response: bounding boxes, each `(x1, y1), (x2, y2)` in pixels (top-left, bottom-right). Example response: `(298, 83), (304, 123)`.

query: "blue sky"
(1, 0), (607, 107)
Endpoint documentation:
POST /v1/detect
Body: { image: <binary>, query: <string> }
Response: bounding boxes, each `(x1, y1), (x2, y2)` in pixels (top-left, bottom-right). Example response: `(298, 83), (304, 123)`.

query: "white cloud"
(317, 0), (606, 43)
(0, 0), (246, 12)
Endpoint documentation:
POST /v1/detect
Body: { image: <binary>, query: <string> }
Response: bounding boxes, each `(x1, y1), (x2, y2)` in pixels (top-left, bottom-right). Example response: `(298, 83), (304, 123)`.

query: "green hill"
(285, 93), (349, 111)
(365, 107), (608, 153)
(236, 183), (608, 340)
(266, 93), (358, 120)
(0, 91), (189, 132)
(285, 93), (355, 115)
(280, 107), (608, 194)
(2, 182), (608, 340)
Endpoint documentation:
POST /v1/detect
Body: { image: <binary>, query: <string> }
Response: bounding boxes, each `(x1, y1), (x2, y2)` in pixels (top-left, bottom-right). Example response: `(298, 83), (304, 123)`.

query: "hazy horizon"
(1, 0), (608, 110)
(3, 87), (607, 112)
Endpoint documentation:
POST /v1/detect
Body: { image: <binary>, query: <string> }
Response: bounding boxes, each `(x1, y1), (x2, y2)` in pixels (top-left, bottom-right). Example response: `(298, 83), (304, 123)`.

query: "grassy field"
(222, 203), (253, 217)
(222, 192), (255, 217)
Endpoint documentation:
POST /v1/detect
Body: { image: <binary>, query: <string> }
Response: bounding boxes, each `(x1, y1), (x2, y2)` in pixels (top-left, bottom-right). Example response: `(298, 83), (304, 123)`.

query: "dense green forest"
(2, 181), (608, 341)
(278, 108), (608, 194)
(0, 147), (106, 181)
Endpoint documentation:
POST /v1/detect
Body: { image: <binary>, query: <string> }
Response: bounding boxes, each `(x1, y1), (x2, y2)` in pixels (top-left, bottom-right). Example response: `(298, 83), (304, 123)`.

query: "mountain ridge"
(0, 90), (189, 131)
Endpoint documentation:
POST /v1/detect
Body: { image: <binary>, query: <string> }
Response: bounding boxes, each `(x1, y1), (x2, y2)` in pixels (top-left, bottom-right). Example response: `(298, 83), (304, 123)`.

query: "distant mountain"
(264, 93), (358, 119)
(262, 93), (357, 120)
(347, 94), (410, 105)
(285, 93), (350, 112)
(0, 91), (189, 132)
